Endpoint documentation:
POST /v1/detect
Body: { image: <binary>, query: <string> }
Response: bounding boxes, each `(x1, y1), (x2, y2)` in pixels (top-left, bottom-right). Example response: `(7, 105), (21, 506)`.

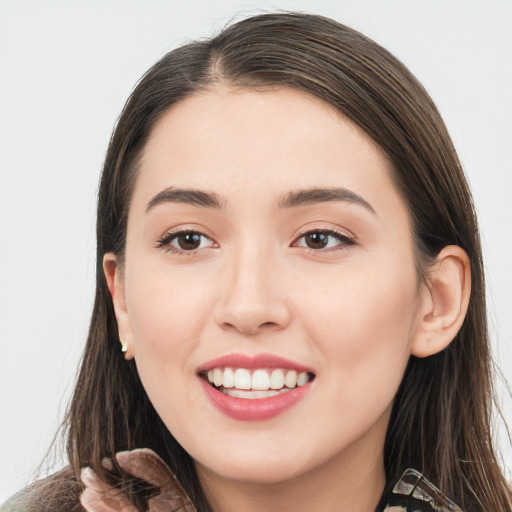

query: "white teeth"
(252, 369), (270, 390)
(205, 367), (311, 392)
(223, 367), (235, 388)
(270, 369), (285, 389)
(224, 388), (283, 399)
(234, 368), (252, 390)
(297, 372), (308, 387)
(213, 368), (223, 387)
(285, 370), (297, 388)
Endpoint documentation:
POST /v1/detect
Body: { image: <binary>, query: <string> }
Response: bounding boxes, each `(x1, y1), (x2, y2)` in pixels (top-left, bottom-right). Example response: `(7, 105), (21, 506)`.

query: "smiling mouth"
(201, 367), (315, 399)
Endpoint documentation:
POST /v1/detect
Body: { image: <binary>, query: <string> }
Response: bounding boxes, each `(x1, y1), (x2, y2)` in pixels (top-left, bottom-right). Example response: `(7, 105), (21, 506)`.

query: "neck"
(196, 429), (387, 512)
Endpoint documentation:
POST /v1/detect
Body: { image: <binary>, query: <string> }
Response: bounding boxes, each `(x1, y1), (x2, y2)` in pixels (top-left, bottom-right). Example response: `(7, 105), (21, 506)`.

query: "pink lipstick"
(198, 353), (314, 421)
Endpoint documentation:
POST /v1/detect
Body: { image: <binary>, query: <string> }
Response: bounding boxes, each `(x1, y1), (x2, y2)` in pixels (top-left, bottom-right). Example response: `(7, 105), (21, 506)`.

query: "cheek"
(290, 262), (420, 453)
(127, 265), (210, 348)
(297, 256), (420, 388)
(123, 266), (213, 407)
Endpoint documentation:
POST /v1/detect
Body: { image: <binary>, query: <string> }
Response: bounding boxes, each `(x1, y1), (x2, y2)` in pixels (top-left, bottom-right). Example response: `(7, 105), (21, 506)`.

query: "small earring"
(120, 342), (131, 360)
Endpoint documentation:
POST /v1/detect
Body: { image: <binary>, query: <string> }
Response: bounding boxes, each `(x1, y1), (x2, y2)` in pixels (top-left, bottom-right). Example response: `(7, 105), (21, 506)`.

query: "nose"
(214, 244), (291, 336)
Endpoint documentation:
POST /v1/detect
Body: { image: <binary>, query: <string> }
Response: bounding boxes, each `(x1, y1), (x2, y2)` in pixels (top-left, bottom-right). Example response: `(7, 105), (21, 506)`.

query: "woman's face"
(110, 86), (426, 486)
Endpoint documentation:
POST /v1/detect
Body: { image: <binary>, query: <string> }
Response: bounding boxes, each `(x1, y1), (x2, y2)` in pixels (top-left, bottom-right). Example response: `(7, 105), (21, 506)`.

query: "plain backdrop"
(1, 0), (511, 502)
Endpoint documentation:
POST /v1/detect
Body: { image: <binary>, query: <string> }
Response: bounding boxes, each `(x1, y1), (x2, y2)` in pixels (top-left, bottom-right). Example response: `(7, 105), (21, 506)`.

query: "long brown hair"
(20, 12), (511, 512)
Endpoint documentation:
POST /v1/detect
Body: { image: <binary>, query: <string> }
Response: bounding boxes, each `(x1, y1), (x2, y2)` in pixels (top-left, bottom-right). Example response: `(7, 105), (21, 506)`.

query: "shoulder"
(1, 467), (83, 512)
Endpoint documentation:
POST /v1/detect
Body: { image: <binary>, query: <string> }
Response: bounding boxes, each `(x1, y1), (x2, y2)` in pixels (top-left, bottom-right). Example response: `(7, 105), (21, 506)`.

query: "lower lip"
(198, 377), (312, 421)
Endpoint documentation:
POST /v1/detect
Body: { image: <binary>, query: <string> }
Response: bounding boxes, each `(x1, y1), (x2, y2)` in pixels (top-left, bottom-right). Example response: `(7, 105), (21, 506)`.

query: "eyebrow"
(278, 187), (376, 214)
(146, 187), (224, 212)
(146, 186), (375, 214)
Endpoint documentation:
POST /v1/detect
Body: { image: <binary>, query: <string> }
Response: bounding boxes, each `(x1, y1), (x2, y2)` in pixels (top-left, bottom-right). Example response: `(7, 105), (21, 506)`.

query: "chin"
(190, 431), (331, 486)
(197, 454), (311, 485)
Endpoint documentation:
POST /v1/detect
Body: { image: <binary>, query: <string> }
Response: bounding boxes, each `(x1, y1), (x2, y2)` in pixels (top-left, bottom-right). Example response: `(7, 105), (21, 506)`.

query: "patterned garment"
(1, 451), (465, 511)
(379, 468), (462, 511)
(76, 449), (462, 511)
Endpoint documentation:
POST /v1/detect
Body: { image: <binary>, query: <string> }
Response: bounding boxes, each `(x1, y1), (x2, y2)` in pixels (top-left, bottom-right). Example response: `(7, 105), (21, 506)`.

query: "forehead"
(131, 85), (405, 217)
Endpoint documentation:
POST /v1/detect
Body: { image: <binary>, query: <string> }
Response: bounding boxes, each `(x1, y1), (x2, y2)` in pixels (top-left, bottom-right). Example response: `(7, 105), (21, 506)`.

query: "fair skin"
(102, 85), (470, 512)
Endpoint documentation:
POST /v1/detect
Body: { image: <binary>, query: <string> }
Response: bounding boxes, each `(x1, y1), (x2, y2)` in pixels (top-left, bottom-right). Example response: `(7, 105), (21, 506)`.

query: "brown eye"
(304, 232), (329, 249)
(295, 230), (355, 251)
(176, 232), (202, 250)
(158, 230), (216, 253)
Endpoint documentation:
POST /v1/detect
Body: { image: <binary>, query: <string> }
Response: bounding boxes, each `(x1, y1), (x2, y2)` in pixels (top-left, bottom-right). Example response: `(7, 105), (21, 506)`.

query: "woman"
(4, 12), (511, 512)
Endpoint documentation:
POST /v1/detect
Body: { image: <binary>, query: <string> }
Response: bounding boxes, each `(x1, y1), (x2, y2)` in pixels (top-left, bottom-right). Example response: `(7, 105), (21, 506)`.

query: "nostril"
(220, 320), (281, 335)
(259, 321), (279, 329)
(221, 322), (237, 332)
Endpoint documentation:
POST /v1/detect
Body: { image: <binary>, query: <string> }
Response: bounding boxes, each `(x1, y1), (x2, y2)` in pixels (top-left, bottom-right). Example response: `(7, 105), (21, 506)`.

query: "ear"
(103, 253), (134, 360)
(411, 245), (471, 358)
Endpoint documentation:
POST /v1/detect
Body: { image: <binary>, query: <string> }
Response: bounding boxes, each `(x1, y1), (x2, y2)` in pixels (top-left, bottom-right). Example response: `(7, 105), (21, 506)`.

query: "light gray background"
(1, 0), (511, 502)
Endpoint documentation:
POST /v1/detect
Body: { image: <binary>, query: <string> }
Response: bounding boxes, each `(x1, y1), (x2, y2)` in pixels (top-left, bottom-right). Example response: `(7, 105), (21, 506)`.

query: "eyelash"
(157, 230), (217, 255)
(156, 228), (356, 255)
(292, 228), (356, 252)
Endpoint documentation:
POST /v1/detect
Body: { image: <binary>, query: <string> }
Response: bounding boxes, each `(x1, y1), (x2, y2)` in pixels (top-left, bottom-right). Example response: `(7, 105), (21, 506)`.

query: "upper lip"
(198, 353), (315, 374)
